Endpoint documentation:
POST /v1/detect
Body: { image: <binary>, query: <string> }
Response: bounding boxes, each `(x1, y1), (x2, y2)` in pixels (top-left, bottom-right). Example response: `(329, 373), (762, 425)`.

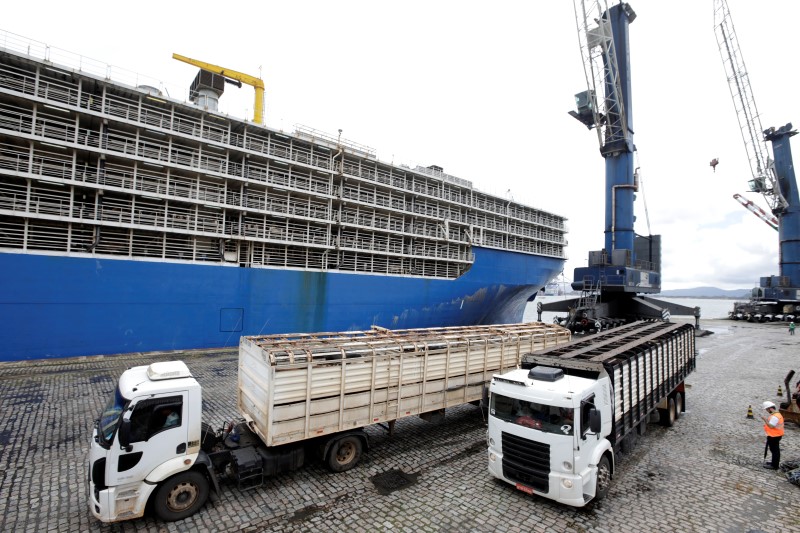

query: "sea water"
(524, 295), (738, 324)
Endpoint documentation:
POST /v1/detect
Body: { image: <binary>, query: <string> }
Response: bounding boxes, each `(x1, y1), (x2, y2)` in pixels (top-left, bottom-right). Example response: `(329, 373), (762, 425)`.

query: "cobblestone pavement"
(1, 319), (799, 533)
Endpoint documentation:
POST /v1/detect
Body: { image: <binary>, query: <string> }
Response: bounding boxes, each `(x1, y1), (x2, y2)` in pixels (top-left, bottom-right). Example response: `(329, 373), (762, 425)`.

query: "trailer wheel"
(594, 456), (611, 501)
(153, 470), (209, 522)
(674, 393), (683, 420)
(326, 435), (362, 472)
(659, 397), (676, 428)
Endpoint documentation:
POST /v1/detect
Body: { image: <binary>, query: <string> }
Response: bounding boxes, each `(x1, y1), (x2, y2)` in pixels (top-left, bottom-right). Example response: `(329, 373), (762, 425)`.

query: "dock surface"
(1, 319), (798, 532)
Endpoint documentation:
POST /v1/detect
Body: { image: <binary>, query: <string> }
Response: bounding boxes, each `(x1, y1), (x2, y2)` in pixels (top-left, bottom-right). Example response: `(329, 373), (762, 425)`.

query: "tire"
(594, 456), (612, 501)
(153, 470), (210, 522)
(674, 393), (683, 420)
(659, 397), (676, 428)
(326, 435), (363, 472)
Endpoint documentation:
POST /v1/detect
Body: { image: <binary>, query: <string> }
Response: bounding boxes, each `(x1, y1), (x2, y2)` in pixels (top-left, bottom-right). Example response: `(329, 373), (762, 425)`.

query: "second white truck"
(487, 320), (696, 507)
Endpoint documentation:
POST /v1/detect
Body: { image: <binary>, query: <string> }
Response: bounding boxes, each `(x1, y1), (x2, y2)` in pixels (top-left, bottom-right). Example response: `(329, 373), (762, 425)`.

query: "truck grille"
(501, 432), (550, 493)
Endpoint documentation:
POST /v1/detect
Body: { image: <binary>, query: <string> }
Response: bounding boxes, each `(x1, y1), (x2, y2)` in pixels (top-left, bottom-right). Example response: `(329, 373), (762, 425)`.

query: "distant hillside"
(658, 287), (749, 299)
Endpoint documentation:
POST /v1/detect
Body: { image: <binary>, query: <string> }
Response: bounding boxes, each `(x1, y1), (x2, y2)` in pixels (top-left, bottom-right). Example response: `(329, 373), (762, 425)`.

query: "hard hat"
(762, 401), (776, 410)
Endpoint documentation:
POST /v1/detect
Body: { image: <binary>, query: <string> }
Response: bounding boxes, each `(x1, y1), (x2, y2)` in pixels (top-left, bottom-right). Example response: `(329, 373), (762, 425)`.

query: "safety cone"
(746, 405), (754, 419)
(778, 385), (783, 396)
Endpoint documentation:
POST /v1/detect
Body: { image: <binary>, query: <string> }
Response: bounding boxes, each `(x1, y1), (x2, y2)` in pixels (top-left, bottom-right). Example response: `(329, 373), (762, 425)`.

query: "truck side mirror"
(589, 408), (601, 434)
(118, 413), (133, 452)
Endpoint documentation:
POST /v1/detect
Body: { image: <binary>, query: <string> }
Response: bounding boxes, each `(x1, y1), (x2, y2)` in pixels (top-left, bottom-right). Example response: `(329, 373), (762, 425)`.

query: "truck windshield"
(490, 393), (574, 436)
(98, 386), (127, 447)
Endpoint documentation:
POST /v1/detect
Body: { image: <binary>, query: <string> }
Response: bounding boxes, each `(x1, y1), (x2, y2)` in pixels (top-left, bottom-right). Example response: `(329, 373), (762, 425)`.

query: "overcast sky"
(6, 1), (799, 290)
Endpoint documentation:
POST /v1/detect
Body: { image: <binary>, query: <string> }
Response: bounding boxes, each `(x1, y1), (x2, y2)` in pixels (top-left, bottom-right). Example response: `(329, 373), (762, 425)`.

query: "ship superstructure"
(0, 31), (567, 360)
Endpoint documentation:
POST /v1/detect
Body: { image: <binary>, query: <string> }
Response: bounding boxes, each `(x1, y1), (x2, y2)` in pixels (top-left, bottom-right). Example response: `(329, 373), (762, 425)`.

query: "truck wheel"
(674, 393), (683, 420)
(153, 470), (209, 522)
(326, 435), (362, 472)
(659, 397), (676, 428)
(594, 456), (611, 501)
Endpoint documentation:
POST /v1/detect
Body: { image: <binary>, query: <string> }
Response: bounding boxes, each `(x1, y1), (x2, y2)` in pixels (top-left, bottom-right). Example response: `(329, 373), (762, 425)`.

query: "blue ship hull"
(0, 247), (562, 360)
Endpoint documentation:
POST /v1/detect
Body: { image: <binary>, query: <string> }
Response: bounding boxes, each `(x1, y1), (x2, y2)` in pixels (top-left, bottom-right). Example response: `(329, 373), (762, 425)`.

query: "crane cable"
(634, 150), (652, 236)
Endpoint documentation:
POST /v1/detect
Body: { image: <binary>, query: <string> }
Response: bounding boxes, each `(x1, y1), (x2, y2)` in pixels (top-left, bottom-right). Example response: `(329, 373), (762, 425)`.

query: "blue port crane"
(714, 0), (800, 320)
(539, 0), (699, 332)
(568, 0), (645, 294)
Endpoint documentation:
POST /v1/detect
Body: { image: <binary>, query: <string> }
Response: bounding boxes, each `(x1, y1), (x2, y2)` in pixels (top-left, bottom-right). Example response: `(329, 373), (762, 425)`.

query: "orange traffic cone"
(746, 405), (754, 419)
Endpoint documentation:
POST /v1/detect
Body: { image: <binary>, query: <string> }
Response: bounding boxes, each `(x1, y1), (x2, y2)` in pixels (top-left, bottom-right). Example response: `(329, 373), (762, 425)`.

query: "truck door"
(579, 394), (596, 442)
(106, 393), (189, 487)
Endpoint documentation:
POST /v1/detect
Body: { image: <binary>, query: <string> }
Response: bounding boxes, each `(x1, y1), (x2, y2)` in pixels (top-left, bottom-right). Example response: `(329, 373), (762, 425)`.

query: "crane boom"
(713, 0), (787, 213)
(733, 193), (779, 231)
(173, 53), (265, 125)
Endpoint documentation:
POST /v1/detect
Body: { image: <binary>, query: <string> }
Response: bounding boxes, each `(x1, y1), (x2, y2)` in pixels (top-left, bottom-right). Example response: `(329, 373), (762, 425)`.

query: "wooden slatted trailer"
(239, 322), (571, 450)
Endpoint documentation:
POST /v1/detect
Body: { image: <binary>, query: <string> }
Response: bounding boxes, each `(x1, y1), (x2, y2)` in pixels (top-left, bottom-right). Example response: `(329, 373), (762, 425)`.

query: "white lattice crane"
(713, 0), (788, 214)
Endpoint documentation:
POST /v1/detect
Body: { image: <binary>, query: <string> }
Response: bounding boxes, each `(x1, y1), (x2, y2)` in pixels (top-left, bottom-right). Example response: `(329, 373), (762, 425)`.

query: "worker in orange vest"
(761, 401), (785, 470)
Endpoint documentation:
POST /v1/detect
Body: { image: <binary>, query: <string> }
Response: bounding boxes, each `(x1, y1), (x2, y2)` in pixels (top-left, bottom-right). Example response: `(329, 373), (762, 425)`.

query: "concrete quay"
(0, 318), (798, 533)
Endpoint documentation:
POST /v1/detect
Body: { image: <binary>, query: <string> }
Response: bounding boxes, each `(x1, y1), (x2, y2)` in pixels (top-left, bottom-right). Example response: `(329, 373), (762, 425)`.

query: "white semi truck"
(88, 322), (570, 523)
(487, 321), (696, 507)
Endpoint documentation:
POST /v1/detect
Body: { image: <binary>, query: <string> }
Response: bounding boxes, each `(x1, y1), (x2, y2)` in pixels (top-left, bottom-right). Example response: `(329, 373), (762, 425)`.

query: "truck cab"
(486, 365), (613, 507)
(88, 361), (206, 522)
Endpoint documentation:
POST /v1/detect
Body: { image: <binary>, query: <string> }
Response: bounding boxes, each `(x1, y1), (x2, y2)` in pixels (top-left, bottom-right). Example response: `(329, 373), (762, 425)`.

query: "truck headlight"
(489, 452), (496, 462)
(562, 461), (572, 471)
(489, 437), (495, 446)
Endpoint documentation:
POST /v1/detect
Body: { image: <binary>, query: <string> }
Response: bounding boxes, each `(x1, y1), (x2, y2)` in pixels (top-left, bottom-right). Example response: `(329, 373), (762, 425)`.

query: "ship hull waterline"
(0, 247), (563, 360)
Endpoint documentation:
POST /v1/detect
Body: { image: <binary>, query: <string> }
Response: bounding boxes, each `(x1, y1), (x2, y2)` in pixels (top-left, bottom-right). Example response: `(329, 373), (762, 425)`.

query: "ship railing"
(0, 187), (27, 213)
(30, 152), (71, 182)
(0, 63), (33, 95)
(0, 57), (568, 262)
(413, 165), (473, 189)
(1, 104), (332, 202)
(37, 75), (79, 109)
(59, 122), (560, 249)
(0, 38), (570, 241)
(2, 40), (241, 151)
(3, 145), (493, 254)
(0, 106), (27, 133)
(25, 190), (69, 218)
(0, 144), (30, 175)
(294, 124), (376, 159)
(0, 29), (214, 116)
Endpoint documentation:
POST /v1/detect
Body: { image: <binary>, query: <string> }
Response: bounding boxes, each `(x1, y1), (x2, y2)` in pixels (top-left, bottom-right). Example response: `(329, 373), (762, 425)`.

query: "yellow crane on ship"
(172, 53), (265, 125)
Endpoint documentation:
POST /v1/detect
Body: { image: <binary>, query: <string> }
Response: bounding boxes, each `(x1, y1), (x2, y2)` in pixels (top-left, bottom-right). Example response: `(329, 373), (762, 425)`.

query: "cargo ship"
(0, 31), (567, 361)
